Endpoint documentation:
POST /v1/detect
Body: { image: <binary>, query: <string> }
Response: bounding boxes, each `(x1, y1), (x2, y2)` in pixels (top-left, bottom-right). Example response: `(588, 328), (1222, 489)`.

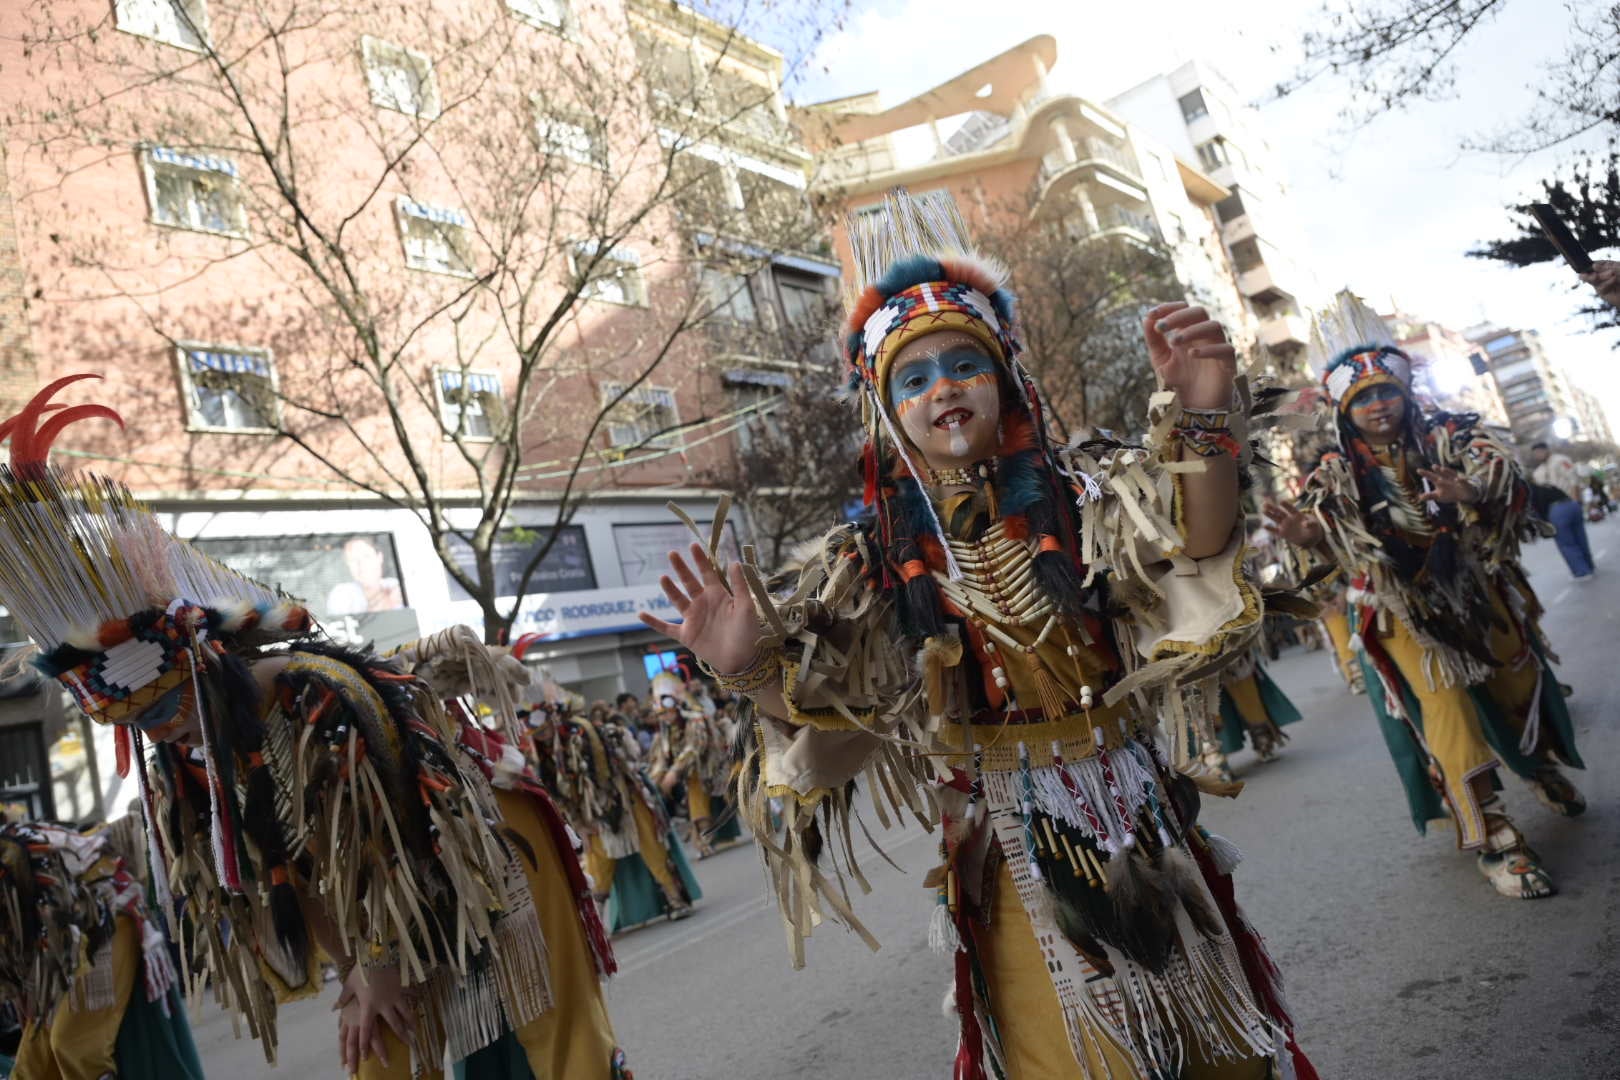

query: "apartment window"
(437, 369), (501, 440)
(142, 147), (246, 237)
(701, 266), (757, 324)
(507, 0), (568, 30)
(1195, 138), (1230, 171)
(574, 243), (646, 306)
(1178, 89), (1209, 123)
(535, 110), (608, 169)
(1214, 188), (1247, 225)
(115, 0), (207, 49)
(396, 198), (474, 276)
(722, 368), (791, 452)
(362, 36), (440, 119)
(179, 346), (277, 432)
(602, 383), (680, 448)
(777, 278), (827, 330)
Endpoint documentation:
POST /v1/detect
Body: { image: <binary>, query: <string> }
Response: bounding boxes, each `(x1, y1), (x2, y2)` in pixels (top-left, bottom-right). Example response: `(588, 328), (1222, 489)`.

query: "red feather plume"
(2, 374), (124, 469)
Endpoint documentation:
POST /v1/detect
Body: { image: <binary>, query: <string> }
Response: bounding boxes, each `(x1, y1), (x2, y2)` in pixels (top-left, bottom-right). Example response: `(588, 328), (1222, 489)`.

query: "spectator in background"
(1530, 441), (1596, 580)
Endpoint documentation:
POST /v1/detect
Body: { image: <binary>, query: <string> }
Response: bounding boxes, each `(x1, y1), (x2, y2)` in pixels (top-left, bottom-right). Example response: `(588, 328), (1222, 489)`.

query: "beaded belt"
(936, 698), (1134, 772)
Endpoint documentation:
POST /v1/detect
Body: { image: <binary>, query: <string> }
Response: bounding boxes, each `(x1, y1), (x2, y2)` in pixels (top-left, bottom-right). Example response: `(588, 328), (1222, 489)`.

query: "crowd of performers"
(0, 187), (1598, 1080)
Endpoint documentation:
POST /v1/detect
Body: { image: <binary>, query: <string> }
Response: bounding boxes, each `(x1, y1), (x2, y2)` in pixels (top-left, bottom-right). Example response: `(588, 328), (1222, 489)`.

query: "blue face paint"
(887, 348), (999, 416)
(1348, 383), (1404, 409)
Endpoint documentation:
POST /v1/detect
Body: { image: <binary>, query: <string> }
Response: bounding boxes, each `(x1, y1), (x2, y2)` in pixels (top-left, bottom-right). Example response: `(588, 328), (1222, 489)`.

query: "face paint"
(888, 348), (999, 420)
(886, 337), (1004, 473)
(1346, 382), (1407, 441)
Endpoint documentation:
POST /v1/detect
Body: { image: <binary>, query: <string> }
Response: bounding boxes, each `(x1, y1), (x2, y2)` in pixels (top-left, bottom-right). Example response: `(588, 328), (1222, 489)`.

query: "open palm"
(1144, 301), (1237, 412)
(638, 543), (762, 674)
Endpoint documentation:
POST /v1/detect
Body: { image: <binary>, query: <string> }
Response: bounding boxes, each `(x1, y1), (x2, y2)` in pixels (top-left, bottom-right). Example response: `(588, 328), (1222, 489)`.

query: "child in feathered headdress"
(637, 189), (1314, 1079)
(1268, 290), (1584, 901)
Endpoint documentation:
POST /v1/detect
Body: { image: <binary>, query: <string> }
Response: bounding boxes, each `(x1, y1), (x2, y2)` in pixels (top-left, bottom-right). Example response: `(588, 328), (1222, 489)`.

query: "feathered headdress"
(0, 375), (310, 725)
(1307, 290), (1412, 413)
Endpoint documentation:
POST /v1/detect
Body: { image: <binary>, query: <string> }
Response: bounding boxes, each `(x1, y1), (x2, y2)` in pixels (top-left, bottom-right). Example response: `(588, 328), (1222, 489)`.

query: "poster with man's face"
(191, 533), (408, 620)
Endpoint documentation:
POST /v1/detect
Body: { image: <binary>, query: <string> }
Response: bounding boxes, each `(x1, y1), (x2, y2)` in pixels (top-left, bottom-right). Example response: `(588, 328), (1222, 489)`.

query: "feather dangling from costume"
(1102, 847), (1179, 973)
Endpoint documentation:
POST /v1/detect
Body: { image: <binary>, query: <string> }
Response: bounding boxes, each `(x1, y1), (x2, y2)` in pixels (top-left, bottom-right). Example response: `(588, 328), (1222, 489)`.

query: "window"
(1195, 138), (1230, 171)
(142, 147), (245, 236)
(396, 198), (474, 276)
(700, 266), (757, 324)
(1214, 188), (1247, 225)
(574, 243), (646, 306)
(507, 0), (568, 29)
(178, 346), (277, 432)
(777, 278), (827, 330)
(115, 0), (207, 49)
(436, 369), (501, 440)
(601, 382), (680, 448)
(361, 36), (440, 118)
(535, 110), (607, 169)
(1178, 89), (1209, 123)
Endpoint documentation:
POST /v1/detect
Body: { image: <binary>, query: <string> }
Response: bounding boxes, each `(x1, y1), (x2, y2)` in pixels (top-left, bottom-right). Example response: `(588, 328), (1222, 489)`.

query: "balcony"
(1221, 213), (1256, 246)
(1067, 203), (1159, 242)
(1237, 263), (1293, 305)
(1258, 313), (1308, 351)
(1038, 136), (1146, 206)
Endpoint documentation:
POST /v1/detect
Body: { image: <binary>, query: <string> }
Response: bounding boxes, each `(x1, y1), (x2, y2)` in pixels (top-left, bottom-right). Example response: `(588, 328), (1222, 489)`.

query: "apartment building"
(0, 0), (831, 704)
(1109, 61), (1319, 377)
(798, 37), (1256, 417)
(1464, 325), (1607, 447)
(1383, 307), (1510, 429)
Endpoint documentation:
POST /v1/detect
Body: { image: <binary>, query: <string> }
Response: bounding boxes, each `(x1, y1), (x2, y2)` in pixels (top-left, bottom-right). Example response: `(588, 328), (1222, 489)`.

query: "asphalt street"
(193, 518), (1620, 1079)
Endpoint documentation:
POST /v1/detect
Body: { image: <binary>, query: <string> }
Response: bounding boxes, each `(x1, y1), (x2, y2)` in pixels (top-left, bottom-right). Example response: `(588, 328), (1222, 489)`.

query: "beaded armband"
(1168, 408), (1242, 459)
(699, 646), (784, 697)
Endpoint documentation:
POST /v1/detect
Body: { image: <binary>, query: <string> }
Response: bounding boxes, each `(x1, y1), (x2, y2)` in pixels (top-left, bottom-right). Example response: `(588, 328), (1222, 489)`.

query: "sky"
(779, 0), (1620, 424)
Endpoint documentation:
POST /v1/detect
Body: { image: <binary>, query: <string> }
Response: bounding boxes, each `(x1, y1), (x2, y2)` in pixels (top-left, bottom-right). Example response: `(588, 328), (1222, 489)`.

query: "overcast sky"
(786, 0), (1617, 422)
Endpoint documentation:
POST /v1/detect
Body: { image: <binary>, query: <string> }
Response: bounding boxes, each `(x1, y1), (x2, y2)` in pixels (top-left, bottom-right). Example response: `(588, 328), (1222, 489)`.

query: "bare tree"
(1278, 0), (1618, 153)
(7, 0), (838, 641)
(979, 206), (1184, 437)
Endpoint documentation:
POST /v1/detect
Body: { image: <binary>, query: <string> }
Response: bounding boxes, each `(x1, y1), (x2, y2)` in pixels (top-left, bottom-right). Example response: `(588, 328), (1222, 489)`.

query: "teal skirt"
(1216, 664), (1303, 754)
(114, 982), (204, 1080)
(604, 827), (702, 931)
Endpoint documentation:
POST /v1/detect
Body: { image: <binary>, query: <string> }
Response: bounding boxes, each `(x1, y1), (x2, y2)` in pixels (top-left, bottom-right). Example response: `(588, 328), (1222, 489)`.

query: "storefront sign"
(432, 582), (675, 642)
(193, 532), (408, 621)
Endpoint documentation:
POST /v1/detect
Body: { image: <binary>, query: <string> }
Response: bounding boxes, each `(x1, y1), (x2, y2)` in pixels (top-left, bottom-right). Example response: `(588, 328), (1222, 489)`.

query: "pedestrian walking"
(1530, 441), (1596, 579)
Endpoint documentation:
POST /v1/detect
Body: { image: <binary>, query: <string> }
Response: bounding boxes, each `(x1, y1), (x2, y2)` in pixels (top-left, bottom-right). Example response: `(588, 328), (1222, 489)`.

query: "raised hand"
(1579, 260), (1620, 310)
(637, 543), (762, 675)
(1144, 301), (1237, 411)
(1264, 499), (1324, 548)
(1416, 466), (1478, 505)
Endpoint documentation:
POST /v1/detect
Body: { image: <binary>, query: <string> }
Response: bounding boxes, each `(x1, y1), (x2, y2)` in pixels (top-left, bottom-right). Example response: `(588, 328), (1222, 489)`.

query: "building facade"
(1464, 325), (1608, 448)
(1108, 61), (1319, 378)
(0, 0), (835, 711)
(798, 36), (1258, 413)
(1383, 306), (1510, 429)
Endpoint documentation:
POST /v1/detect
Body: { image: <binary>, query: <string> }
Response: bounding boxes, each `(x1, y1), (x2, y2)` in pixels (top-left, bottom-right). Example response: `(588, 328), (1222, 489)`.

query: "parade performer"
(0, 375), (540, 1077)
(640, 191), (1313, 1079)
(1196, 649), (1302, 782)
(646, 671), (727, 856)
(1266, 292), (1585, 900)
(391, 627), (630, 1080)
(522, 676), (700, 931)
(1, 811), (201, 1080)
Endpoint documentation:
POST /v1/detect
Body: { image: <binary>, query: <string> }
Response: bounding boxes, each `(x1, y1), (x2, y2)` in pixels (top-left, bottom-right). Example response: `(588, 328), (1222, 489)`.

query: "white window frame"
(700, 264), (758, 325)
(572, 242), (647, 307)
(140, 146), (247, 238)
(435, 368), (501, 442)
(114, 0), (209, 51)
(361, 36), (441, 119)
(506, 0), (569, 32)
(600, 381), (681, 449)
(395, 197), (475, 277)
(175, 343), (280, 434)
(533, 105), (608, 170)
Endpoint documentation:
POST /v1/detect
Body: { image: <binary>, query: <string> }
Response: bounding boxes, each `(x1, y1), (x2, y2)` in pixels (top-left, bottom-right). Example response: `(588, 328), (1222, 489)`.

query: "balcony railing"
(1039, 136), (1140, 184)
(1067, 203), (1159, 241)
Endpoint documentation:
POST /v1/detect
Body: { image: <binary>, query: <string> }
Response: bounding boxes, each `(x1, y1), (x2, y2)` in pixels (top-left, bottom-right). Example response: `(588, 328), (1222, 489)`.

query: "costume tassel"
(116, 725), (132, 778)
(951, 940), (988, 1080)
(862, 440), (879, 506)
(1204, 830), (1244, 875)
(929, 893), (963, 954)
